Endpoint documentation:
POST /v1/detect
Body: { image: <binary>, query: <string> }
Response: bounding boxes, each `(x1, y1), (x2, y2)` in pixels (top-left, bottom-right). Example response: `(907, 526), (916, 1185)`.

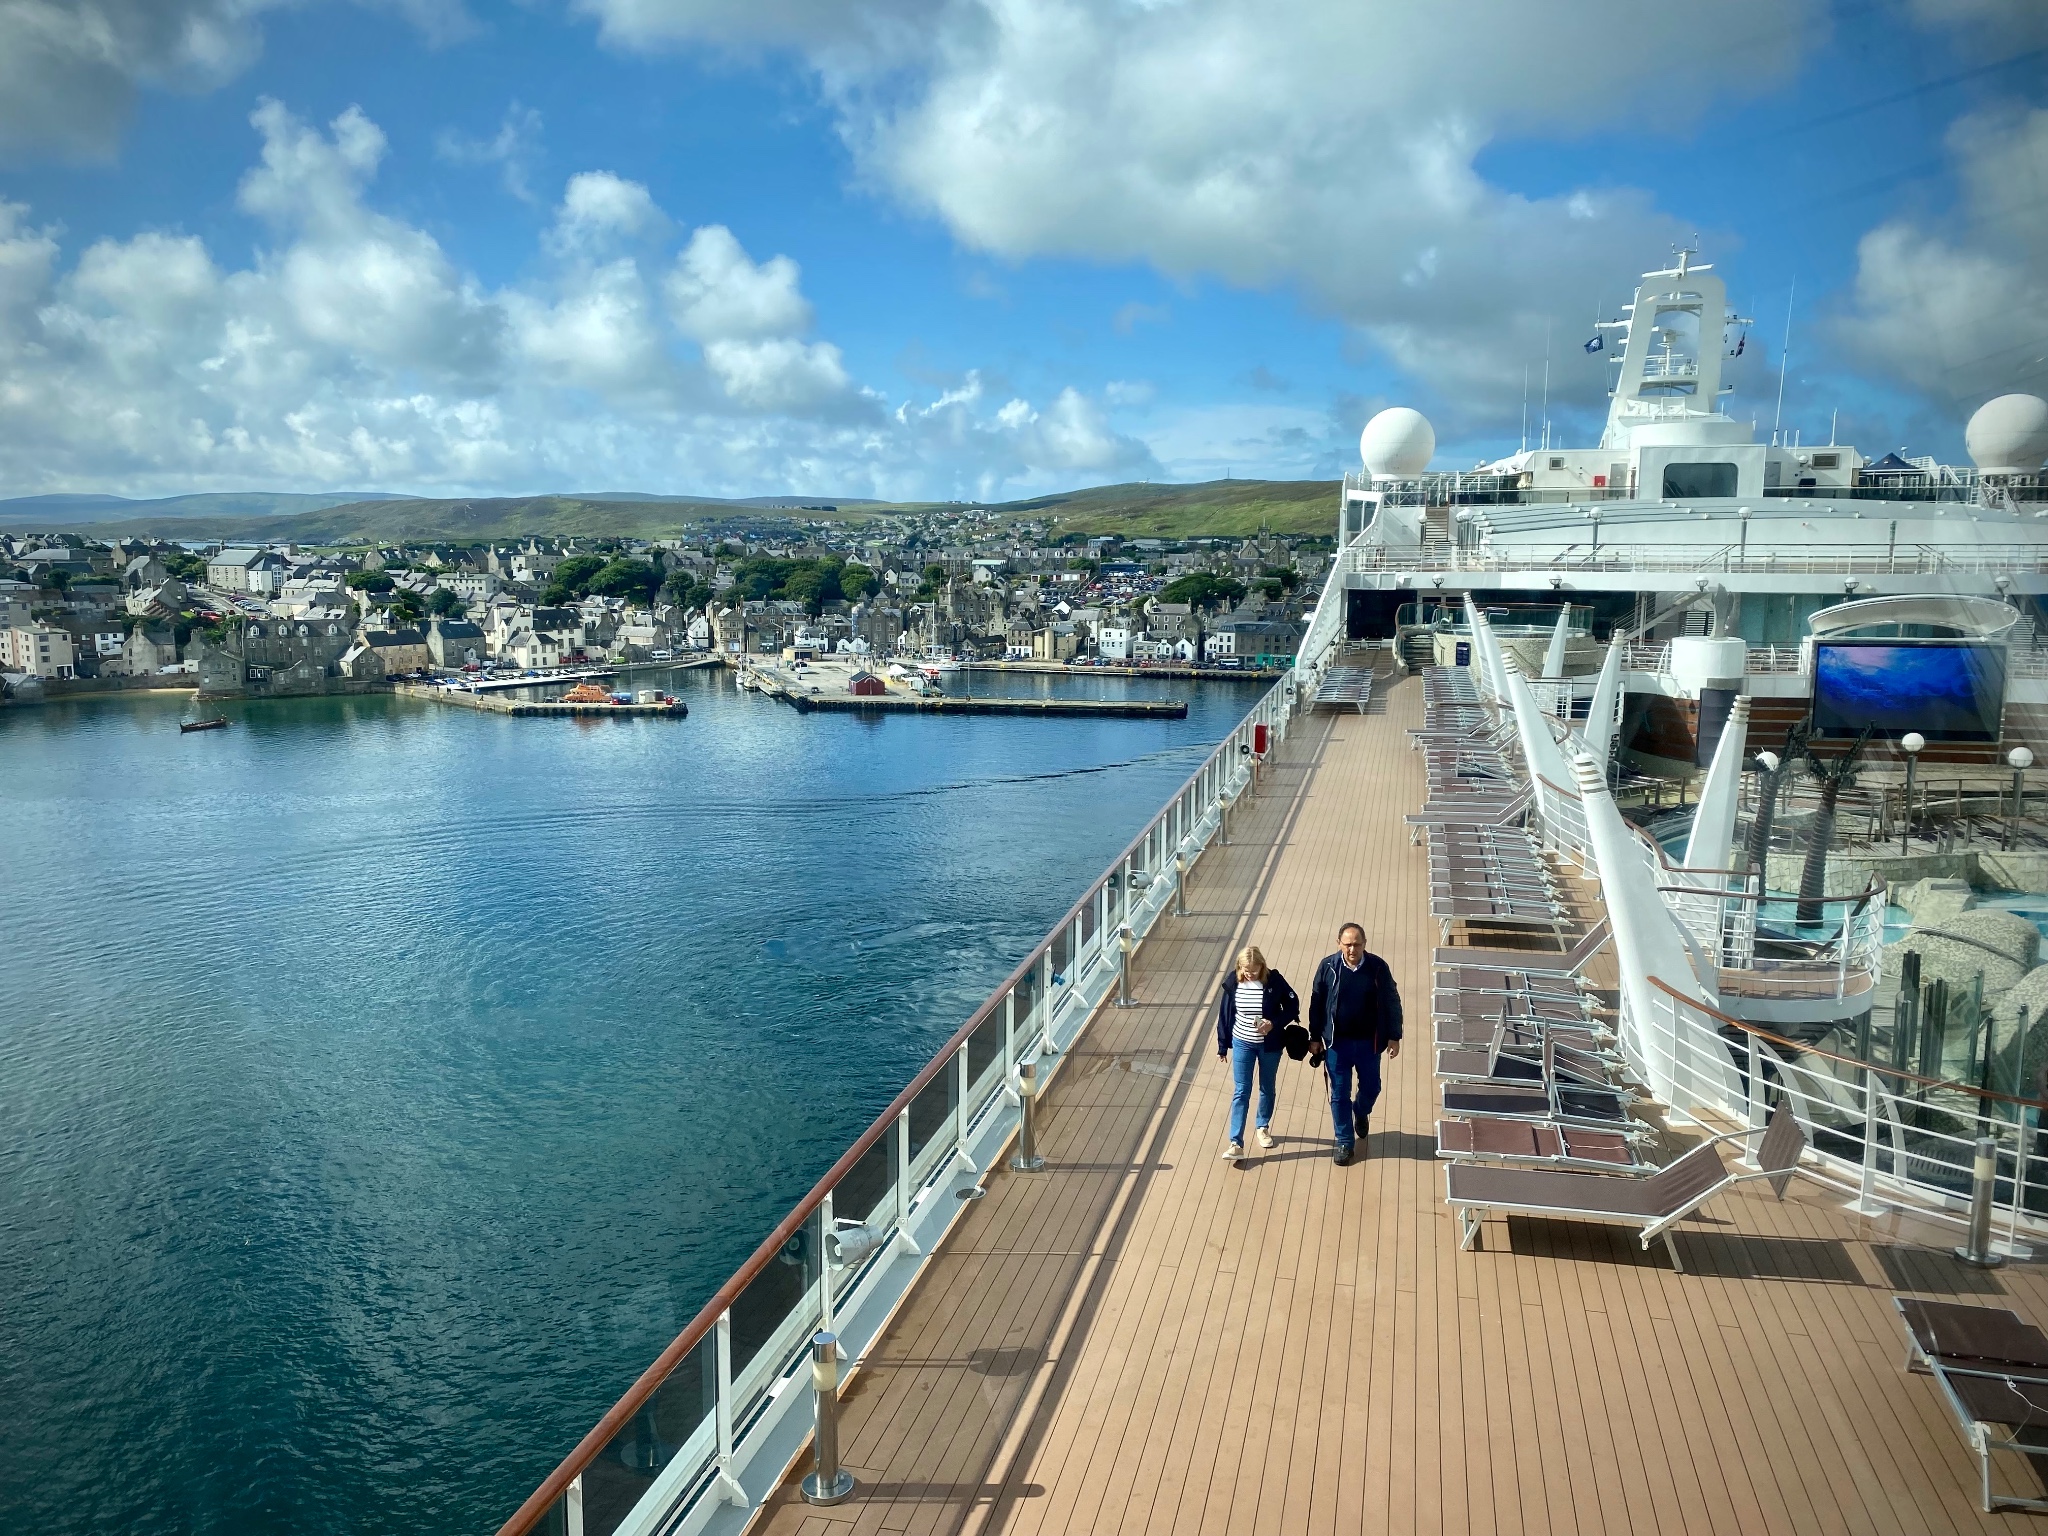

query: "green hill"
(67, 477), (1338, 545)
(997, 479), (1337, 538)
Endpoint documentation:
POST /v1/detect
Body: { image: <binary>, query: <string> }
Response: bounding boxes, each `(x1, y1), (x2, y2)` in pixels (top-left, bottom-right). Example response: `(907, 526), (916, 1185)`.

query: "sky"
(0, 0), (2043, 502)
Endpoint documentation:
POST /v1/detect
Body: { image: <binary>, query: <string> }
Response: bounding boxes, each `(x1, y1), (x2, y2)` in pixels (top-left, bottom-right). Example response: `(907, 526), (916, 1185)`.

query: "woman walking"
(1215, 945), (1300, 1159)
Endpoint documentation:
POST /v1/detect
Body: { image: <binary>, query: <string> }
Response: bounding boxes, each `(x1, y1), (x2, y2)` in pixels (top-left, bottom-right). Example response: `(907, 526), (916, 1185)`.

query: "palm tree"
(1795, 726), (1874, 928)
(1741, 723), (1805, 881)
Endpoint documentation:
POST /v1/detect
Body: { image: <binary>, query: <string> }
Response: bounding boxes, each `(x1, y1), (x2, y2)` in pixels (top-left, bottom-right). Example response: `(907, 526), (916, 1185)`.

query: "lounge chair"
(1435, 1023), (1625, 1090)
(1894, 1297), (2048, 1513)
(1436, 1118), (1649, 1174)
(1433, 917), (1610, 978)
(1446, 1104), (1806, 1270)
(1441, 1078), (1641, 1133)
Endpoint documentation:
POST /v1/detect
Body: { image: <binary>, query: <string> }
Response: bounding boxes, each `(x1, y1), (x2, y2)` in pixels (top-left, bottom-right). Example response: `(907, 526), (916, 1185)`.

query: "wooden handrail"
(494, 686), (1286, 1536)
(1644, 974), (2048, 1111)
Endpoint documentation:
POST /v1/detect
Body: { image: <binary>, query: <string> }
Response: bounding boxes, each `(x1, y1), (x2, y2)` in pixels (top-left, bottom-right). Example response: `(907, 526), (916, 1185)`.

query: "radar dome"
(1360, 408), (1435, 478)
(1965, 394), (2048, 474)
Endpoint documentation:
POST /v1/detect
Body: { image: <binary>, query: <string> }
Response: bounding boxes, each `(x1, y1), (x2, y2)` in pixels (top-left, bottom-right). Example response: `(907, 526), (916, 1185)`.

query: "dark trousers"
(1326, 1037), (1383, 1146)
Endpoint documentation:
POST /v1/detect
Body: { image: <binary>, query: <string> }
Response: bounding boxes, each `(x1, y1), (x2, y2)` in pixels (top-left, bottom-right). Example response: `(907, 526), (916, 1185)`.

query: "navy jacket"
(1214, 969), (1301, 1055)
(1308, 950), (1403, 1050)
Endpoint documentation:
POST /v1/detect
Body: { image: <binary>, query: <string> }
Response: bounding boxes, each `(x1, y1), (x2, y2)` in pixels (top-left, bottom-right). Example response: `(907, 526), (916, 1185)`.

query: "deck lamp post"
(1010, 1058), (1047, 1173)
(2008, 747), (2034, 851)
(800, 1332), (856, 1505)
(1899, 732), (1925, 855)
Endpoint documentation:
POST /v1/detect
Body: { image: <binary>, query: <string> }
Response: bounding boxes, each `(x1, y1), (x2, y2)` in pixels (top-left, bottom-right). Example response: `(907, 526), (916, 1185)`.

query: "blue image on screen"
(1811, 642), (2006, 741)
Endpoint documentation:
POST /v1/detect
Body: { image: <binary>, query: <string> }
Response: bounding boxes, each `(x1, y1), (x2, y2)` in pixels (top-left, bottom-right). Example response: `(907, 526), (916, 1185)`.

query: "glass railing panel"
(1050, 925), (1071, 983)
(580, 1332), (715, 1536)
(730, 1209), (824, 1410)
(970, 1011), (1011, 1105)
(1079, 888), (1099, 952)
(966, 1012), (1004, 1100)
(906, 1063), (956, 1170)
(1011, 974), (1040, 1045)
(834, 1131), (896, 1232)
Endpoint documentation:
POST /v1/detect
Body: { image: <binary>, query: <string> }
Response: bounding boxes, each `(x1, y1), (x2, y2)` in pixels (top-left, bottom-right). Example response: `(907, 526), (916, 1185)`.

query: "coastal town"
(0, 511), (1325, 702)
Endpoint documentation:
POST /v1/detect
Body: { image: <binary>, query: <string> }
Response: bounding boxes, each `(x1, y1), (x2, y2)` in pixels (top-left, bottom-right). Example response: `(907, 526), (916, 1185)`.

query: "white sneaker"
(1223, 1141), (1244, 1160)
(1255, 1127), (1275, 1150)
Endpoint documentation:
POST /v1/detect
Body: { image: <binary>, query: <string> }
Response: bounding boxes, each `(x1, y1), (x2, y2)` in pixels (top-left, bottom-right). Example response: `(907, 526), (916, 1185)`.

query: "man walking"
(1308, 922), (1402, 1165)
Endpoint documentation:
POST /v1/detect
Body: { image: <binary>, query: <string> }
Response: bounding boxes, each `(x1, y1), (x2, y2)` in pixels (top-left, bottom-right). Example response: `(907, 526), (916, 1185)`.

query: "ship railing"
(1342, 542), (2048, 578)
(495, 677), (1299, 1536)
(1638, 976), (2048, 1247)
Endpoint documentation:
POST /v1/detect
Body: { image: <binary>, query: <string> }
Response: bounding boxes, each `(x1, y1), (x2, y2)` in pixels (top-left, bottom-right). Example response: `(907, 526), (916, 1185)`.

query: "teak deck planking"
(742, 671), (2048, 1536)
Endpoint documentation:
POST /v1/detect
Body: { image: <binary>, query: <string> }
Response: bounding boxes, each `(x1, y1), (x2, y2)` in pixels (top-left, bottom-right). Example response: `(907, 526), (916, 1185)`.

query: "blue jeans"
(1228, 1041), (1281, 1143)
(1326, 1037), (1384, 1146)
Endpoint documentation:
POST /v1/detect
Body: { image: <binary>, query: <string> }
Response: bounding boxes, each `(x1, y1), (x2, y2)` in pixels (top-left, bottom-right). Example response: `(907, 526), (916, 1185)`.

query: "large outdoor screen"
(1810, 641), (2007, 741)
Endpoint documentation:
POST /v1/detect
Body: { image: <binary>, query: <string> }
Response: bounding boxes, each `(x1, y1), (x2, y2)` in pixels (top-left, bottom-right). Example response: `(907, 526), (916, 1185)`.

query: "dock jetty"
(743, 657), (1187, 718)
(394, 681), (687, 718)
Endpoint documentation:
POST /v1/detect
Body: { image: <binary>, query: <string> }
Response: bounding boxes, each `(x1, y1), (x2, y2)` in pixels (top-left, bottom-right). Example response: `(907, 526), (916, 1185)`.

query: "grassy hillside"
(1, 490), (411, 527)
(64, 477), (1340, 544)
(78, 496), (794, 545)
(995, 479), (1338, 538)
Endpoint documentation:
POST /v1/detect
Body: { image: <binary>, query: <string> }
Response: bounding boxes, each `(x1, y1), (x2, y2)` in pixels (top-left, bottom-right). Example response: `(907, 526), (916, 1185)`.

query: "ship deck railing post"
(895, 1106), (920, 1254)
(565, 1475), (584, 1536)
(1002, 990), (1018, 1106)
(818, 1191), (836, 1334)
(1115, 915), (1135, 1008)
(953, 1048), (976, 1174)
(1039, 947), (1058, 1056)
(1853, 1074), (1885, 1216)
(714, 1311), (747, 1507)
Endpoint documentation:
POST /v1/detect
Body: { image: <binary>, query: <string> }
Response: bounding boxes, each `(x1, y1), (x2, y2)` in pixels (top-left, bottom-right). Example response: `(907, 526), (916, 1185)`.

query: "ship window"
(1812, 453), (1839, 469)
(1548, 457), (1565, 470)
(1662, 462), (1737, 498)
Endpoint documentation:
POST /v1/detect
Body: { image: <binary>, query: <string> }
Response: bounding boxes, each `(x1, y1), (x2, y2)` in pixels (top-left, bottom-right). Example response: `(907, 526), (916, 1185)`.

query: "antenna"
(1521, 366), (1529, 454)
(1541, 320), (1552, 452)
(1773, 279), (1795, 447)
(1830, 409), (1837, 446)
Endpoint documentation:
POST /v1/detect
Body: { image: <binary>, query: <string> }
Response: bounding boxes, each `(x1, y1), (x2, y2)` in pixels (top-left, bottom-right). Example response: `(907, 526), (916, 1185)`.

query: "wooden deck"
(745, 673), (2048, 1536)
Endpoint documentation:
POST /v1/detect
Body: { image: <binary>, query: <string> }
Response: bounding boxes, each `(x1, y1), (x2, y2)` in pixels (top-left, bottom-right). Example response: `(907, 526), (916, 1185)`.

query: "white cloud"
(435, 103), (545, 204)
(0, 100), (1153, 498)
(665, 224), (813, 341)
(0, 0), (477, 161)
(557, 170), (664, 243)
(1834, 106), (2048, 410)
(0, 0), (270, 159)
(574, 0), (1821, 424)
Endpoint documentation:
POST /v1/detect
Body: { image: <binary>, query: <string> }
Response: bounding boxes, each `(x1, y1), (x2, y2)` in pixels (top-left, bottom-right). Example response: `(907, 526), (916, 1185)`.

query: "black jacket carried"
(1308, 950), (1403, 1050)
(1214, 969), (1302, 1056)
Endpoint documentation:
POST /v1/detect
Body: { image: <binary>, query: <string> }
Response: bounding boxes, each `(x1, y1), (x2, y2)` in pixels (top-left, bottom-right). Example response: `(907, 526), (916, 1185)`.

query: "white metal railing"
(499, 677), (1298, 1536)
(1640, 978), (2048, 1248)
(1291, 533), (1353, 687)
(1344, 542), (2048, 578)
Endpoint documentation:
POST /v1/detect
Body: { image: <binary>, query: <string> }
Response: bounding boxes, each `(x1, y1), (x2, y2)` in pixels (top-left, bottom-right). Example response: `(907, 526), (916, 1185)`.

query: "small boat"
(180, 716), (230, 733)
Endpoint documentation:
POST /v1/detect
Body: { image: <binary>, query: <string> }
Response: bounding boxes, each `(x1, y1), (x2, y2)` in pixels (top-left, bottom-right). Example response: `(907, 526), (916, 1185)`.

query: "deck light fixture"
(1899, 732), (1925, 854)
(2008, 747), (2034, 849)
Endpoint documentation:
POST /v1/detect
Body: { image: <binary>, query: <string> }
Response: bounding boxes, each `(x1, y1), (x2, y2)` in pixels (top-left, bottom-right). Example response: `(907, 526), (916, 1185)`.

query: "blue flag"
(1583, 334), (1603, 354)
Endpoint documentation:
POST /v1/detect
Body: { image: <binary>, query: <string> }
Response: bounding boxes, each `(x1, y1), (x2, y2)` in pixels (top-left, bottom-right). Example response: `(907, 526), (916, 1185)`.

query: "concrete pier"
(743, 657), (1186, 718)
(394, 683), (687, 718)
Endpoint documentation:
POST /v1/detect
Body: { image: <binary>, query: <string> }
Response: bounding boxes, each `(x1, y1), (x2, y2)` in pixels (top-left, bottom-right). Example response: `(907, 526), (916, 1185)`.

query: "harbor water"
(0, 666), (1263, 1534)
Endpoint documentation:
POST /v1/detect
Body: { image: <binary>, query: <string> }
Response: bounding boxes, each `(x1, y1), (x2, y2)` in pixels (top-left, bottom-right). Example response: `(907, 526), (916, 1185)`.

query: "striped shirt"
(1233, 979), (1268, 1043)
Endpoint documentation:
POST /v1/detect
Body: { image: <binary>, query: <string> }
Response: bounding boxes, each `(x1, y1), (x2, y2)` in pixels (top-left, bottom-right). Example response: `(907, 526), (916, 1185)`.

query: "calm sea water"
(0, 666), (1261, 1535)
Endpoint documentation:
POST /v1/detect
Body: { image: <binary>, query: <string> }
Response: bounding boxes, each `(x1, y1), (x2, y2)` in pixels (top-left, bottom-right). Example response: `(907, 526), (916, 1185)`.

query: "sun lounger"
(1437, 1118), (1649, 1174)
(1441, 1078), (1639, 1131)
(1433, 917), (1611, 977)
(1436, 1022), (1622, 1090)
(1446, 1105), (1806, 1270)
(1895, 1297), (2048, 1513)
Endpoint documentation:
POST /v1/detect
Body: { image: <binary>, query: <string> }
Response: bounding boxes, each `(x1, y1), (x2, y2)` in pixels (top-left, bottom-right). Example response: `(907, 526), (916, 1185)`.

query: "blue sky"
(0, 0), (2042, 501)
